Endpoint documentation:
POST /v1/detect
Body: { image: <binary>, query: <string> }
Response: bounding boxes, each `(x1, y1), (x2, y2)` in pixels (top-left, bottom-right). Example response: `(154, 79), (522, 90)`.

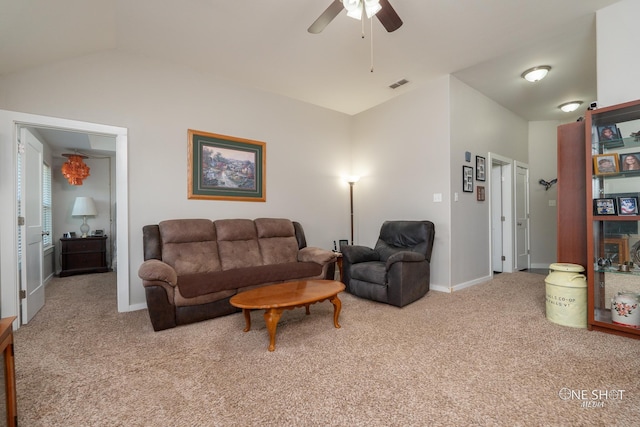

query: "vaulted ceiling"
(0, 0), (622, 121)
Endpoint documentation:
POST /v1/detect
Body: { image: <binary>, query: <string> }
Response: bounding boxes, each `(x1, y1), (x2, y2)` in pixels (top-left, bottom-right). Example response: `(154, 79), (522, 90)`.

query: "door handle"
(41, 231), (50, 236)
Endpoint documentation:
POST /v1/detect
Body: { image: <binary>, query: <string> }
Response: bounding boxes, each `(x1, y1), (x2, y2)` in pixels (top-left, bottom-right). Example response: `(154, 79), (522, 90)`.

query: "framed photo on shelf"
(462, 166), (473, 193)
(618, 196), (639, 215)
(477, 186), (485, 201)
(475, 156), (486, 181)
(597, 124), (623, 148)
(619, 152), (640, 172)
(593, 154), (619, 175)
(187, 129), (266, 202)
(593, 198), (618, 216)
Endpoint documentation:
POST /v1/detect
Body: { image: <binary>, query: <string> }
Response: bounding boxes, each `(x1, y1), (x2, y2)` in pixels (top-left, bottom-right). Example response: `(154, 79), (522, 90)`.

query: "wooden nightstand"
(59, 236), (109, 277)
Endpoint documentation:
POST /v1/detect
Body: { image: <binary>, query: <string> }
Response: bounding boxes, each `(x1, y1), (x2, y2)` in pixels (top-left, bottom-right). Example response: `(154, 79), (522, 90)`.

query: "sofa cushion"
(215, 219), (262, 269)
(255, 218), (298, 265)
(159, 219), (221, 275)
(177, 262), (322, 298)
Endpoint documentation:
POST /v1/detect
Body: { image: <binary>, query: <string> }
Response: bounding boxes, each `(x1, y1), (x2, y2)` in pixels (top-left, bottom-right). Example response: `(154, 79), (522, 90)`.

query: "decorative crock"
(611, 292), (640, 329)
(545, 263), (587, 328)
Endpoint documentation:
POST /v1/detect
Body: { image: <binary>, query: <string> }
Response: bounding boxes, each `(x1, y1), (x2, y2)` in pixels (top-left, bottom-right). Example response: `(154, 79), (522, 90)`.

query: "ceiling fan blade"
(308, 0), (344, 34)
(376, 0), (403, 32)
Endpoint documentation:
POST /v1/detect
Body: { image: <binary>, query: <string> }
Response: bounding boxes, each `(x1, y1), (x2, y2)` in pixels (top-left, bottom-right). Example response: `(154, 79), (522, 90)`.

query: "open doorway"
(489, 153), (531, 275)
(490, 153), (513, 274)
(0, 110), (129, 328)
(29, 127), (117, 277)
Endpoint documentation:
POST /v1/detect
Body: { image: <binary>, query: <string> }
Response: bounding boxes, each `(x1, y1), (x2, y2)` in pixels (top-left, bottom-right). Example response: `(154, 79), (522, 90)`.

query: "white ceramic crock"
(611, 292), (640, 329)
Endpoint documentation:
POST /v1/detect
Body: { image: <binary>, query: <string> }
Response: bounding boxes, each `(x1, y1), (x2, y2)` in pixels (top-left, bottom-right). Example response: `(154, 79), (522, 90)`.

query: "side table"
(60, 236), (109, 277)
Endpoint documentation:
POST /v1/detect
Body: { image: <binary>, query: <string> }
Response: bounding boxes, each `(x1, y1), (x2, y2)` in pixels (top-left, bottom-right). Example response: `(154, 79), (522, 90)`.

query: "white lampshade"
(344, 0), (381, 20)
(72, 197), (97, 237)
(344, 0), (362, 19)
(72, 197), (97, 216)
(346, 175), (361, 184)
(364, 0), (382, 18)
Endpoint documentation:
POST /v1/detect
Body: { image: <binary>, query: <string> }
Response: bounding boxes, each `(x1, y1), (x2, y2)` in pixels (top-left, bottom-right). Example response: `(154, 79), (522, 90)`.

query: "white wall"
(0, 50), (352, 309)
(350, 76), (530, 291)
(449, 78), (528, 287)
(351, 76), (452, 289)
(596, 0), (640, 107)
(528, 121), (560, 268)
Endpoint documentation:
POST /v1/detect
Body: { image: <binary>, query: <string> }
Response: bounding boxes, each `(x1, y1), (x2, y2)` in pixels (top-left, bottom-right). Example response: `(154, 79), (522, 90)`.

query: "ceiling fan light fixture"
(343, 0), (381, 20)
(343, 0), (363, 19)
(364, 0), (382, 18)
(521, 65), (551, 82)
(558, 101), (583, 113)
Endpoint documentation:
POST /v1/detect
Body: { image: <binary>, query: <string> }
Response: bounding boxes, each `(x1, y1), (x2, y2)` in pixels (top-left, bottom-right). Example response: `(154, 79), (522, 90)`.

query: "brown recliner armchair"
(341, 220), (435, 307)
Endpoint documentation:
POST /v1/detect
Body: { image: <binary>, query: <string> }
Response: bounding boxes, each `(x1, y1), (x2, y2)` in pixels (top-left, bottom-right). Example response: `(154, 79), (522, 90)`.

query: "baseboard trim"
(128, 302), (147, 312)
(531, 263), (552, 269)
(430, 274), (493, 293)
(451, 275), (493, 292)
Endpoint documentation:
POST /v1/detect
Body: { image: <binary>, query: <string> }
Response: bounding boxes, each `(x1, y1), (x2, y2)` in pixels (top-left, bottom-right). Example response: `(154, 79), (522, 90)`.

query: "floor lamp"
(347, 176), (360, 245)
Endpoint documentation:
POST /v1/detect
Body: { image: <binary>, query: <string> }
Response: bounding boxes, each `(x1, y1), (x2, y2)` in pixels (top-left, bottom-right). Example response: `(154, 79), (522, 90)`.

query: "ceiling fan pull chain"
(370, 17), (374, 72)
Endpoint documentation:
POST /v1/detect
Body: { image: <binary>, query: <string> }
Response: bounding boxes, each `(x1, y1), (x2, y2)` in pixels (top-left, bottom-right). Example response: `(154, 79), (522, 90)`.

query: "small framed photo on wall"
(476, 156), (486, 181)
(463, 165), (473, 193)
(477, 186), (485, 201)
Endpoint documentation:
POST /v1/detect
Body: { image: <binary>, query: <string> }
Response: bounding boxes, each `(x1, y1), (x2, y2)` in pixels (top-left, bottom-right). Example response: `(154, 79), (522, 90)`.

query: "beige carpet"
(14, 272), (640, 426)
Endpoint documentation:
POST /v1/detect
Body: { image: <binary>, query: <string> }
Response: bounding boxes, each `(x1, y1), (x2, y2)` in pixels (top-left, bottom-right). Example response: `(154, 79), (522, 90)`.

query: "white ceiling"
(0, 0), (622, 132)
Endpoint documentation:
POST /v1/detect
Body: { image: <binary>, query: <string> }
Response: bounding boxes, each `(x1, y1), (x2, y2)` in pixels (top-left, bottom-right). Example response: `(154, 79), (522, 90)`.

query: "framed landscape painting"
(188, 129), (266, 201)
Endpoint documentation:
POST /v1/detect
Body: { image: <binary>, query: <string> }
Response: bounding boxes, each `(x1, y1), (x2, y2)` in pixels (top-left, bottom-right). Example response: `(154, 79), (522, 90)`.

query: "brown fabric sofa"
(138, 218), (337, 331)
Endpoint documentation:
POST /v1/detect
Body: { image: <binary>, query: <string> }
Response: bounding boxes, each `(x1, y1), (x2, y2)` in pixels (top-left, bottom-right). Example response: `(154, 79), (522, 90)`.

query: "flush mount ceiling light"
(558, 101), (583, 113)
(521, 66), (551, 82)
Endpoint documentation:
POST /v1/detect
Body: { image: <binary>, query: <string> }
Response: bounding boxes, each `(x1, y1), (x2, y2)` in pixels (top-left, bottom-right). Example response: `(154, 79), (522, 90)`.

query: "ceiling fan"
(308, 0), (403, 34)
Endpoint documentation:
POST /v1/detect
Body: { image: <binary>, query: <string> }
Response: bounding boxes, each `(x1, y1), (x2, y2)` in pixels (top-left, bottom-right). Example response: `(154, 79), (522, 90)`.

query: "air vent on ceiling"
(389, 79), (409, 89)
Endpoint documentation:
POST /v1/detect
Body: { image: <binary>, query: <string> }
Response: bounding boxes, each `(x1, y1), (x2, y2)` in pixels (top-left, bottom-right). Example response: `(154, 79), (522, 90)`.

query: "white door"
(490, 153), (514, 273)
(491, 164), (503, 272)
(515, 162), (530, 271)
(20, 128), (45, 323)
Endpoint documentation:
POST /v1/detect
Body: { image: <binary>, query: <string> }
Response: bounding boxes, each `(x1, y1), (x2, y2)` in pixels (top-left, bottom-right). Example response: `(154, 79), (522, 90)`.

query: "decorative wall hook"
(538, 178), (557, 191)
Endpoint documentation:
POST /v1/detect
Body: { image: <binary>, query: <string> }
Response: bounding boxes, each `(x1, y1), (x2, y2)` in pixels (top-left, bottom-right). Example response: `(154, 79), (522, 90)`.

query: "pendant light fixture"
(61, 153), (91, 185)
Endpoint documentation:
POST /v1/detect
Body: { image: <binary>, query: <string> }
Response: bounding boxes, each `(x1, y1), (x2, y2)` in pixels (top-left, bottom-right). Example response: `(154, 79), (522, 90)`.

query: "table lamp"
(72, 196), (97, 237)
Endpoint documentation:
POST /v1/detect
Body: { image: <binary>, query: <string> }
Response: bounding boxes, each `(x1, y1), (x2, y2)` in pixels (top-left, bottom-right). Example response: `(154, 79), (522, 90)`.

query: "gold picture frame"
(188, 129), (266, 202)
(593, 153), (619, 175)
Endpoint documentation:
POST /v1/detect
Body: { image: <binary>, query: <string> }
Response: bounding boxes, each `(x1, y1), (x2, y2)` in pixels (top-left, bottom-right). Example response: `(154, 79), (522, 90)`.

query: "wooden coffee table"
(229, 280), (345, 351)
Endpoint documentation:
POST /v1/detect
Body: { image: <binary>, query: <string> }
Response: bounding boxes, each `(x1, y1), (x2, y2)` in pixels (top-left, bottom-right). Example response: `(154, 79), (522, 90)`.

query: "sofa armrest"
(298, 247), (337, 265)
(342, 245), (380, 264)
(138, 259), (178, 287)
(385, 251), (426, 269)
